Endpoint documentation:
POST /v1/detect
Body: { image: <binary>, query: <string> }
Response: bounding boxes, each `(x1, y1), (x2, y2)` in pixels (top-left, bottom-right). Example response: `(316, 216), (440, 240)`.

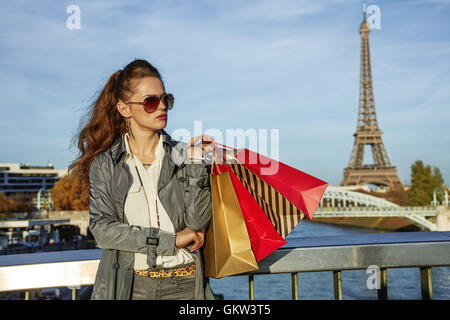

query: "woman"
(70, 59), (215, 300)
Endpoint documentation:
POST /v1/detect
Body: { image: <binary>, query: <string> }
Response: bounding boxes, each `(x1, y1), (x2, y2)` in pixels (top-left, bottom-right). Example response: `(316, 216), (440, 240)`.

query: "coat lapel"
(158, 145), (176, 193)
(109, 129), (186, 221)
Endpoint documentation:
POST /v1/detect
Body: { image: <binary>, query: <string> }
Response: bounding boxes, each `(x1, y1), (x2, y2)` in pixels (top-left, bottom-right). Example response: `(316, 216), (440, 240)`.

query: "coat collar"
(123, 131), (166, 163)
(110, 129), (179, 166)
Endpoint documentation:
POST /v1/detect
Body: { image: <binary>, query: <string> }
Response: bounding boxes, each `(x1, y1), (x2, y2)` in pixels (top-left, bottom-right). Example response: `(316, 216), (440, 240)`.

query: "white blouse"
(123, 132), (194, 269)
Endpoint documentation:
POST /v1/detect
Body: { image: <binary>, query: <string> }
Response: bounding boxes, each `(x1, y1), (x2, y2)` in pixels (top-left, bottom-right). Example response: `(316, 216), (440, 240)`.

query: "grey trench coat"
(88, 129), (214, 300)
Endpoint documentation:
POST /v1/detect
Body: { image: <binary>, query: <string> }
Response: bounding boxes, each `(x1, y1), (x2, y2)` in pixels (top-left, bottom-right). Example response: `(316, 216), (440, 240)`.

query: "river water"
(208, 221), (450, 300)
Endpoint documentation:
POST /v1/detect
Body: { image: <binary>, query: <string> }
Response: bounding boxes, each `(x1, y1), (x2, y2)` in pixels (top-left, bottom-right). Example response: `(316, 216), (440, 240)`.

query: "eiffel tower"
(341, 6), (402, 189)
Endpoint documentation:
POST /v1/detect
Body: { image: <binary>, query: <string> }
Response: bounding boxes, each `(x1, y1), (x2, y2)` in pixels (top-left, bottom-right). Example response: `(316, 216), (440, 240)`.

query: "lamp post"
(432, 188), (449, 206)
(36, 188), (42, 210)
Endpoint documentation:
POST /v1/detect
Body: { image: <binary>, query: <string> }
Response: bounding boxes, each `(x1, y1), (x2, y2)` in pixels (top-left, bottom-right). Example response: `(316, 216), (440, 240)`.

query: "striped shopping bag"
(212, 143), (328, 239)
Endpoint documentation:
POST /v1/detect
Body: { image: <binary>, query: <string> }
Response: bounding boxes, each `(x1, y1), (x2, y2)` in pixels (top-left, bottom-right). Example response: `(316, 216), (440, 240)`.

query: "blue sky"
(0, 0), (449, 187)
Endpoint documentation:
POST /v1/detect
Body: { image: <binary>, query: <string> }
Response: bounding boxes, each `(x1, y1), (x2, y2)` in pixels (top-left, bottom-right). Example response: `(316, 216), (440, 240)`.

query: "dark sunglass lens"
(164, 94), (174, 110)
(143, 96), (159, 113)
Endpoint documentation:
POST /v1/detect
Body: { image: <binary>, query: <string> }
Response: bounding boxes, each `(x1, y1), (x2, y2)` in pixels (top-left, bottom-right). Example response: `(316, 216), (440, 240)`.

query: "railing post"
(24, 290), (35, 300)
(72, 287), (79, 300)
(291, 273), (298, 300)
(248, 274), (254, 300)
(333, 271), (342, 300)
(377, 268), (388, 300)
(420, 267), (433, 300)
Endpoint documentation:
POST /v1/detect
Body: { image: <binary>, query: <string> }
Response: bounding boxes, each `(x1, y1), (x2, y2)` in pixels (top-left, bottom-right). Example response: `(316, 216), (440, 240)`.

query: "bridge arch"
(315, 186), (438, 231)
(320, 186), (399, 208)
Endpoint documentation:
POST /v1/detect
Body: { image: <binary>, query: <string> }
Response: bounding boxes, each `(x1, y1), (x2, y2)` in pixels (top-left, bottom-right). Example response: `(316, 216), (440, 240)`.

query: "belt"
(133, 264), (196, 278)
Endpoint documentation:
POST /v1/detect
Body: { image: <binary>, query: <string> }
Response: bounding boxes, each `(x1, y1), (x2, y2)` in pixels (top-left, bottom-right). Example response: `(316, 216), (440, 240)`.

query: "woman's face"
(118, 76), (168, 132)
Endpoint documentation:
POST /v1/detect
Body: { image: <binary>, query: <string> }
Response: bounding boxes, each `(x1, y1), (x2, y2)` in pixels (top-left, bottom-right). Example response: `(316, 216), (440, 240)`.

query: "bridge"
(314, 186), (450, 231)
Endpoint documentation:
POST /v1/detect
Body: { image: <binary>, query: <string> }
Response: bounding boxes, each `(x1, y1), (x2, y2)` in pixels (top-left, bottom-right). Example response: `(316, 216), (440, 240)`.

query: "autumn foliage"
(0, 192), (17, 215)
(0, 193), (35, 217)
(354, 161), (446, 206)
(409, 160), (445, 206)
(51, 172), (89, 210)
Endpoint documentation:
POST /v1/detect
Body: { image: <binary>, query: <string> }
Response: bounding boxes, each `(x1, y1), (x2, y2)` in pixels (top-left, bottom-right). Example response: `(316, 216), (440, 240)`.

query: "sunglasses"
(127, 93), (174, 113)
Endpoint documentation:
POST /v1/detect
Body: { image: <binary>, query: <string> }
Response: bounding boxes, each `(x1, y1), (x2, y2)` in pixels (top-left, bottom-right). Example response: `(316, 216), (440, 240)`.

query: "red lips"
(156, 114), (167, 120)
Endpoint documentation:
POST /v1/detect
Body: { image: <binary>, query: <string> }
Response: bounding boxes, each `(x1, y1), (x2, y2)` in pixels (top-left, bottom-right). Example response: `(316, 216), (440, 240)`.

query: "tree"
(0, 192), (15, 218)
(11, 194), (34, 213)
(50, 173), (89, 210)
(0, 192), (37, 218)
(409, 160), (445, 206)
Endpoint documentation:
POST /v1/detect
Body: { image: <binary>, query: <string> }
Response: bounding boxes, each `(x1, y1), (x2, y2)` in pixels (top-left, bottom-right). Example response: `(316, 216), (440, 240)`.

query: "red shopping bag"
(235, 149), (328, 220)
(215, 163), (287, 261)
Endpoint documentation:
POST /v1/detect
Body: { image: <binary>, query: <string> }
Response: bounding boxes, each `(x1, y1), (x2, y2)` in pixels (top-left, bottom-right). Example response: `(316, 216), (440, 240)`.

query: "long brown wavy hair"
(69, 59), (166, 187)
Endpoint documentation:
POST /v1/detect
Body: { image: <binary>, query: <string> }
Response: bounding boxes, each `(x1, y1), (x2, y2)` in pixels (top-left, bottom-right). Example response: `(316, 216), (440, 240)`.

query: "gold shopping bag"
(203, 170), (258, 279)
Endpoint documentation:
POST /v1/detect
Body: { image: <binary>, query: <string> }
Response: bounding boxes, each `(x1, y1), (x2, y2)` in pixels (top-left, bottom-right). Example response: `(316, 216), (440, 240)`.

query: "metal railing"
(245, 231), (450, 299)
(1, 231), (449, 300)
(315, 206), (437, 214)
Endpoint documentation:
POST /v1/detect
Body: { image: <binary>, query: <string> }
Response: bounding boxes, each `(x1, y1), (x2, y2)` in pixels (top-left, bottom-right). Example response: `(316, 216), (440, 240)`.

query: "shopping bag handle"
(211, 147), (223, 175)
(209, 141), (242, 166)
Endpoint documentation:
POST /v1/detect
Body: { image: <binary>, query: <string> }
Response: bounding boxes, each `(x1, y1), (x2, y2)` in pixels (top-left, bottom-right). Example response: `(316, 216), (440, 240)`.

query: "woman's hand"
(176, 227), (206, 253)
(186, 134), (215, 160)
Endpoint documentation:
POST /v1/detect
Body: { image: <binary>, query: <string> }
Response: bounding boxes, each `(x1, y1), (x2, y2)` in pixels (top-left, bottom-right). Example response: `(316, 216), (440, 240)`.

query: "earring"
(125, 116), (133, 138)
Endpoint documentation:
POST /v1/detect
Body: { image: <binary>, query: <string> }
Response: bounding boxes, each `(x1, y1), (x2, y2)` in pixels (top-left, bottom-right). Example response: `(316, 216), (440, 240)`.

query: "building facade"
(0, 162), (68, 205)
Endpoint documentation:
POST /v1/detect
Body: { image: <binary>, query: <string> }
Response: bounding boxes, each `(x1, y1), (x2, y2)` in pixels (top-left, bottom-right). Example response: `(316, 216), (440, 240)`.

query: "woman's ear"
(116, 101), (130, 117)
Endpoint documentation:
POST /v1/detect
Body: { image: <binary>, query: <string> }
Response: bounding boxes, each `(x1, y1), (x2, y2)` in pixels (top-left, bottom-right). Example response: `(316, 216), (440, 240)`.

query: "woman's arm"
(183, 138), (213, 232)
(183, 161), (212, 232)
(88, 155), (175, 266)
(176, 227), (205, 252)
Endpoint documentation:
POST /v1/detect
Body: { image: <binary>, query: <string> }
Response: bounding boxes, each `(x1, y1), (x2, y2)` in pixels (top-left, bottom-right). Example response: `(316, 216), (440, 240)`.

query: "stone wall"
(436, 206), (450, 231)
(48, 210), (89, 236)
